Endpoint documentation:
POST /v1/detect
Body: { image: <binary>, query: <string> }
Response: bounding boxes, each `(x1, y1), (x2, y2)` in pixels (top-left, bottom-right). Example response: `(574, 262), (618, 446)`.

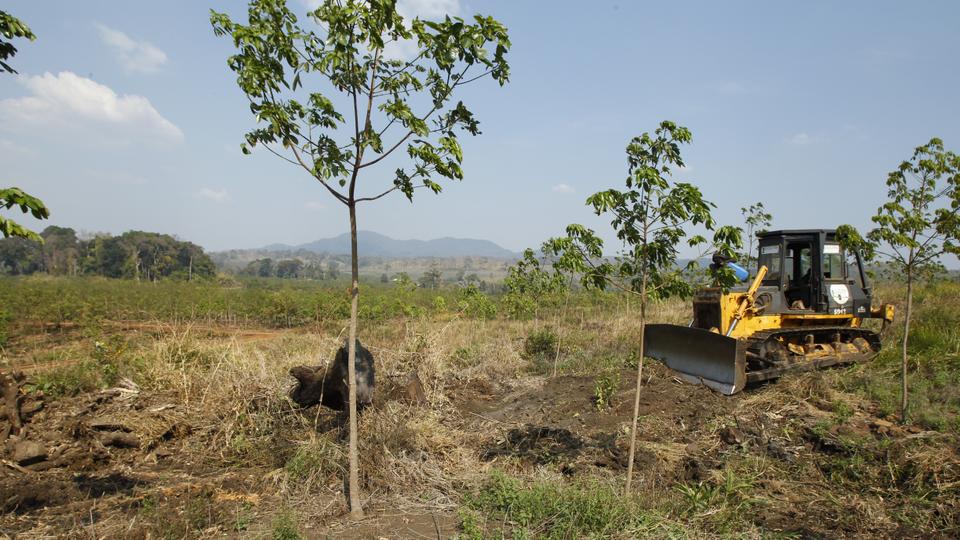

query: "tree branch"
(358, 65), (470, 170)
(288, 144), (349, 205)
(348, 47), (381, 202)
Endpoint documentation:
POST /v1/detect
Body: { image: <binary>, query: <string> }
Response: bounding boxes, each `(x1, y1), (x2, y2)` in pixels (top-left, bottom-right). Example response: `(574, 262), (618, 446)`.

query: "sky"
(2, 0), (959, 260)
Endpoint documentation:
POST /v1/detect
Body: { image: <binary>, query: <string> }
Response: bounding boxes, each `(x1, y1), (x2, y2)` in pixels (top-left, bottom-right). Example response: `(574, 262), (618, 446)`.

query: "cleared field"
(1, 277), (958, 538)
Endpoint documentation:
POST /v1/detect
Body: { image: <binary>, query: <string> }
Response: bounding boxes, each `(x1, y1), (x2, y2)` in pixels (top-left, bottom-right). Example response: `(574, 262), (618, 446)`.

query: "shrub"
(271, 509), (301, 540)
(594, 370), (620, 411)
(457, 285), (497, 320)
(524, 328), (558, 358)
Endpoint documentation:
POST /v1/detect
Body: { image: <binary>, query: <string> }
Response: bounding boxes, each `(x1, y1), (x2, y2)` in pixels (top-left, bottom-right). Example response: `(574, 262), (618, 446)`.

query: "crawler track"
(743, 326), (882, 384)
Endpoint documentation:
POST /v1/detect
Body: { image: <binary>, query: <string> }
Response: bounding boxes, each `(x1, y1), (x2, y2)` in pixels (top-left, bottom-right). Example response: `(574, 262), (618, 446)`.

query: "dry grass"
(6, 281), (960, 538)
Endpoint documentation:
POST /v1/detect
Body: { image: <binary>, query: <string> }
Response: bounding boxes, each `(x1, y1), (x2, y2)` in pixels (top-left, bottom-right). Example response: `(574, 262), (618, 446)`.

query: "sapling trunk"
(901, 272), (913, 424)
(625, 274), (648, 495)
(552, 284), (572, 377)
(347, 202), (363, 519)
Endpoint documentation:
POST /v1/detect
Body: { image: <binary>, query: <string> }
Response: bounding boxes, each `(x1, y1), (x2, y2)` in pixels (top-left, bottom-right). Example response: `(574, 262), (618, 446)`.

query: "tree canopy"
(210, 0), (510, 206)
(0, 227), (216, 281)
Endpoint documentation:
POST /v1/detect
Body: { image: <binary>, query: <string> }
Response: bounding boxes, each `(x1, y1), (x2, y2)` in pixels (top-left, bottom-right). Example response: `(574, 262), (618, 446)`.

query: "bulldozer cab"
(755, 229), (871, 316)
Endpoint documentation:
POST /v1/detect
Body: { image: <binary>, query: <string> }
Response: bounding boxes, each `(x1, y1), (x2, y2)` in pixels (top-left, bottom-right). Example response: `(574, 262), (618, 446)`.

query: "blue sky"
(2, 0), (959, 259)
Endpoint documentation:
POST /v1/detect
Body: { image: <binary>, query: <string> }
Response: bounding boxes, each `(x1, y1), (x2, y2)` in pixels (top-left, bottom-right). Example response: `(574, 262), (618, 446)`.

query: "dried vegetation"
(0, 278), (958, 538)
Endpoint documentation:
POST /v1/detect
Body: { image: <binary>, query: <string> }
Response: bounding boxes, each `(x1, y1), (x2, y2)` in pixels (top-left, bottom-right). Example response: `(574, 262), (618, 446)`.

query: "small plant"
(674, 468), (755, 521)
(811, 419), (833, 440)
(457, 284), (497, 320)
(452, 346), (478, 368)
(675, 481), (722, 513)
(594, 371), (621, 411)
(524, 329), (558, 358)
(833, 400), (854, 424)
(271, 508), (301, 540)
(233, 503), (254, 532)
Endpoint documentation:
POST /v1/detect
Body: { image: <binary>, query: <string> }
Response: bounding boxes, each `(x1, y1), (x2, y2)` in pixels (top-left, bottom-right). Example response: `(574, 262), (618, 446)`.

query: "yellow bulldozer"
(644, 229), (895, 395)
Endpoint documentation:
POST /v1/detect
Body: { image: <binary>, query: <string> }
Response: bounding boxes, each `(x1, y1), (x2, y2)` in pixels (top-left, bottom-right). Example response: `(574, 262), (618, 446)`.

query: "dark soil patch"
(482, 425), (585, 465)
(0, 477), (75, 514)
(74, 472), (144, 498)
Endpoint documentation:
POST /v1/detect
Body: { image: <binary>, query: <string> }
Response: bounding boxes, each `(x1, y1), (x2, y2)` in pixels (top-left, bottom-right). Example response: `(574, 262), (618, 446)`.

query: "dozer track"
(741, 326), (881, 385)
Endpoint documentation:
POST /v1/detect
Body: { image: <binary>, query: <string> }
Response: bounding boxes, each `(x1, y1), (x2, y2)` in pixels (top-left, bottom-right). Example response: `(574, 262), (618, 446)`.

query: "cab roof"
(757, 229), (836, 239)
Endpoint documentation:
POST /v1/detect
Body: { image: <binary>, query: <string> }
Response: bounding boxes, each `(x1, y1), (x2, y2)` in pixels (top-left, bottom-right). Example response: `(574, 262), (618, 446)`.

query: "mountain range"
(260, 231), (518, 259)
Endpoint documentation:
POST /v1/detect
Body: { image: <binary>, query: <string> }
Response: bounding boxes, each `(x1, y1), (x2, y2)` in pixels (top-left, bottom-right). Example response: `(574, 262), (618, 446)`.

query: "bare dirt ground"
(2, 319), (959, 538)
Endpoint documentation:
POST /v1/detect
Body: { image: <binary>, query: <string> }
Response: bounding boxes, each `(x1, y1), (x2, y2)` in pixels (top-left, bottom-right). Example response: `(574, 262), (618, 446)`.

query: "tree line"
(0, 226), (216, 281)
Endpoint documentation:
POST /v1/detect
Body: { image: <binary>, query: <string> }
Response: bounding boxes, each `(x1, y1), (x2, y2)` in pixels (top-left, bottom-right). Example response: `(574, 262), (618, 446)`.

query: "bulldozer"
(644, 229), (895, 395)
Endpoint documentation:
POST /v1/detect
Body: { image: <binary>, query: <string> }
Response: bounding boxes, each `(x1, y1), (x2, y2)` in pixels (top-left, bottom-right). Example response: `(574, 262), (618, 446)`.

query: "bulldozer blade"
(644, 324), (747, 395)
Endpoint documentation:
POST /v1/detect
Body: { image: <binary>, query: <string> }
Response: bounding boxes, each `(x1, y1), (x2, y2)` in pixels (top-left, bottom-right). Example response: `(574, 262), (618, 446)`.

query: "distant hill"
(264, 231), (518, 259)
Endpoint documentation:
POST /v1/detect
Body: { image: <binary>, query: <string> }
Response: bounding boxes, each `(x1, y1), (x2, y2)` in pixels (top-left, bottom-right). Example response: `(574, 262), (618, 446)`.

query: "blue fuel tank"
(728, 262), (749, 282)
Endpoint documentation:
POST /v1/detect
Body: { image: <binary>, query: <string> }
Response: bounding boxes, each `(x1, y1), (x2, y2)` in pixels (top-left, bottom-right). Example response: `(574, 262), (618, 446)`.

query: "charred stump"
(1, 371), (27, 439)
(289, 340), (375, 411)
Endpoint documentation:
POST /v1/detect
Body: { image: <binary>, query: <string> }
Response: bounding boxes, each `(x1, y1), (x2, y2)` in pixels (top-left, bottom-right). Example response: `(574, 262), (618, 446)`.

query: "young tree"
(211, 0), (510, 516)
(419, 261), (442, 289)
(1, 12), (50, 241)
(545, 121), (741, 494)
(501, 248), (567, 320)
(739, 201), (772, 270)
(276, 258), (304, 278)
(866, 138), (960, 422)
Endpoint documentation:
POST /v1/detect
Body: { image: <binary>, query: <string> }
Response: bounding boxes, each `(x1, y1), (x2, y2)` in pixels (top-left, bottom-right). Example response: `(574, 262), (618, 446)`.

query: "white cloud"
(0, 71), (183, 144)
(197, 188), (229, 203)
(552, 183), (575, 194)
(305, 200), (325, 210)
(787, 132), (819, 145)
(96, 24), (168, 74)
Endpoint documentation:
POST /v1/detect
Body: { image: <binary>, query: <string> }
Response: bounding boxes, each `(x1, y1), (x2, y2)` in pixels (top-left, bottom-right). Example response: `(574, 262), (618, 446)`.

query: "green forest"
(0, 226), (215, 280)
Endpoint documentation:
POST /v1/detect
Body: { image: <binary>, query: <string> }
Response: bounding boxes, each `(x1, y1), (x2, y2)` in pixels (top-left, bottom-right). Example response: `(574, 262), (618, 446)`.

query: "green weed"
(271, 508), (302, 540)
(593, 370), (620, 411)
(524, 328), (557, 359)
(459, 470), (665, 539)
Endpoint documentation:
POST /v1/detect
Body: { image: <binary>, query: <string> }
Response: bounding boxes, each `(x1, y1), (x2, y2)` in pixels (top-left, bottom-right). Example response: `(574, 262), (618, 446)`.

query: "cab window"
(785, 243), (812, 284)
(822, 243), (845, 280)
(758, 243), (781, 281)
